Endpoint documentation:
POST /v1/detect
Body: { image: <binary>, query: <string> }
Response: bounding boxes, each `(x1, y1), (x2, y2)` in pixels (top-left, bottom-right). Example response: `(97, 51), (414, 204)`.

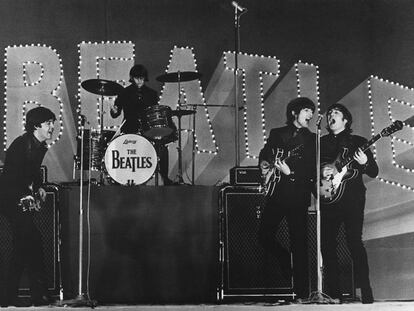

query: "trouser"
(321, 195), (371, 298)
(258, 191), (310, 298)
(155, 143), (170, 182)
(6, 211), (47, 304)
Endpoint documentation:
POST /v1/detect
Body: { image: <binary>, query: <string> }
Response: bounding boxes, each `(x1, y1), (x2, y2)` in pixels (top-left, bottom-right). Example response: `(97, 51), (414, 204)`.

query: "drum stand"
(98, 94), (107, 185)
(175, 72), (187, 185)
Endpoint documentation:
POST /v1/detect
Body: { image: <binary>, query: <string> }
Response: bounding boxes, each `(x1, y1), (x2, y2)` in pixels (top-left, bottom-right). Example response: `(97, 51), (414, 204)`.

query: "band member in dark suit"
(258, 97), (316, 302)
(320, 103), (378, 304)
(0, 106), (56, 307)
(110, 64), (173, 185)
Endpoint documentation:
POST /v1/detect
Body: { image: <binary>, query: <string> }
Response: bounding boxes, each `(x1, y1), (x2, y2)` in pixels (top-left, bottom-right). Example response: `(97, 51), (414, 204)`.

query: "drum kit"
(76, 71), (201, 186)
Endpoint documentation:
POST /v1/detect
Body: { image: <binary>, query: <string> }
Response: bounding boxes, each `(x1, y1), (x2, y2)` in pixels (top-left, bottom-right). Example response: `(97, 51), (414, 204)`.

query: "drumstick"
(112, 119), (126, 140)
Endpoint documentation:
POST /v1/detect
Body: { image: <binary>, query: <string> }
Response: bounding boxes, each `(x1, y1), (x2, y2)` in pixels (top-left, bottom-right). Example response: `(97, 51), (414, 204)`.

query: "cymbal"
(156, 71), (202, 83)
(171, 109), (196, 117)
(81, 79), (124, 96)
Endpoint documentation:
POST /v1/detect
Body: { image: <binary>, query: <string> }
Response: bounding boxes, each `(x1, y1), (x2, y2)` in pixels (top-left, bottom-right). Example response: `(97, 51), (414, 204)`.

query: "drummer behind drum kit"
(75, 71), (201, 186)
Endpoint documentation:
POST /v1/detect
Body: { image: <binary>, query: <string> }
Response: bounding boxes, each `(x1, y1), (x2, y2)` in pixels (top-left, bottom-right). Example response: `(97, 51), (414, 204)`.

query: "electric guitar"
(261, 144), (304, 197)
(18, 185), (42, 212)
(320, 120), (403, 205)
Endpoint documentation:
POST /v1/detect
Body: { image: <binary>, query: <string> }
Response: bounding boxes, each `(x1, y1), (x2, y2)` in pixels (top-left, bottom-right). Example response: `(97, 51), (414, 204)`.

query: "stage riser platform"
(60, 186), (219, 304)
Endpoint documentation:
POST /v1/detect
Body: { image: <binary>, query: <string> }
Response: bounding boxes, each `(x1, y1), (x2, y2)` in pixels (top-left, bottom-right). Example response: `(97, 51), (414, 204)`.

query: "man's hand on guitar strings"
(353, 148), (368, 165)
(260, 160), (271, 175)
(275, 159), (291, 175)
(38, 187), (47, 202)
(322, 166), (334, 179)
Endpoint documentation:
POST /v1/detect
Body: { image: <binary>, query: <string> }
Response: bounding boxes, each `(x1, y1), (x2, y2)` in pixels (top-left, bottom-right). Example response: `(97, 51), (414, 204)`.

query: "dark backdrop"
(1, 0), (414, 162)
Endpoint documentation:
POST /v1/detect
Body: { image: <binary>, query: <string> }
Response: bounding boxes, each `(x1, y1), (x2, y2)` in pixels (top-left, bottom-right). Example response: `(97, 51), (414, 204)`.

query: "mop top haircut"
(285, 97), (316, 125)
(25, 107), (56, 134)
(129, 64), (149, 82)
(325, 103), (353, 133)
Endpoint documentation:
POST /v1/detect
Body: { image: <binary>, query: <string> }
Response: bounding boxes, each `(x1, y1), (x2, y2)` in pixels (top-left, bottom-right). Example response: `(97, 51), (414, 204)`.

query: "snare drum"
(143, 105), (175, 139)
(104, 134), (157, 185)
(76, 129), (115, 170)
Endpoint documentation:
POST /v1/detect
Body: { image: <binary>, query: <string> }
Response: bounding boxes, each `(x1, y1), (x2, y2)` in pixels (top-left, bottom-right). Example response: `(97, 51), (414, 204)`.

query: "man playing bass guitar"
(258, 97), (316, 302)
(320, 103), (378, 304)
(0, 107), (56, 307)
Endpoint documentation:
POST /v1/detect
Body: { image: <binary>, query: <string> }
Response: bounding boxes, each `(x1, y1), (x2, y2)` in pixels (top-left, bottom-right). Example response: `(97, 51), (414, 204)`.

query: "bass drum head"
(104, 134), (157, 185)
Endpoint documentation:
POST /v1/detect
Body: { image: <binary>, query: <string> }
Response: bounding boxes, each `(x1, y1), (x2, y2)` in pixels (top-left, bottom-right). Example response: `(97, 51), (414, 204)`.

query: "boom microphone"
(232, 1), (247, 12)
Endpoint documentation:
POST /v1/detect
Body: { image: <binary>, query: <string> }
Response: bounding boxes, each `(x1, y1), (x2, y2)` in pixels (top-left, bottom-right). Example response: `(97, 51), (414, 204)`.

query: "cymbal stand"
(191, 105), (196, 185)
(98, 92), (105, 185)
(175, 71), (186, 184)
(183, 103), (235, 185)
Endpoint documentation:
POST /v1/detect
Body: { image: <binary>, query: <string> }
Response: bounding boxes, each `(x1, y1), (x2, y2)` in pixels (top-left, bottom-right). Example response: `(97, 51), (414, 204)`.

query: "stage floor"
(12, 301), (414, 311)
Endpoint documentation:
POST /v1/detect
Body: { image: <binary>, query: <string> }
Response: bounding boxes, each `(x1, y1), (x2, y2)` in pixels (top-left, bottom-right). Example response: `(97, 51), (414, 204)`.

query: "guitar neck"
(338, 134), (381, 169)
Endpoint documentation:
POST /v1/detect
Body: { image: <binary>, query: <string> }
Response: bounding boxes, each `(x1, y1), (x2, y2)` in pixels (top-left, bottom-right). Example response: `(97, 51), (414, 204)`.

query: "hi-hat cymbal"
(156, 71), (202, 83)
(81, 79), (124, 96)
(171, 109), (196, 117)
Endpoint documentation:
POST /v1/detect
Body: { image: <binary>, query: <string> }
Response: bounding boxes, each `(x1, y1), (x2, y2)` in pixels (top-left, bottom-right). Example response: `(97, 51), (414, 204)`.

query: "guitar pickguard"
(320, 148), (360, 204)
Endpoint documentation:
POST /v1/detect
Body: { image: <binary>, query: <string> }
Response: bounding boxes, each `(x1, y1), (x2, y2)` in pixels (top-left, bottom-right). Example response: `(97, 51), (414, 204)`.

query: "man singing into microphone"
(258, 97), (316, 302)
(320, 103), (378, 304)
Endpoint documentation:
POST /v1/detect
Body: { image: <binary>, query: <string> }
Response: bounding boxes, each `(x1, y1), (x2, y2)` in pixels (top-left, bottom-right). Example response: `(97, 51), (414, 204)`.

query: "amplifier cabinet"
(218, 186), (294, 301)
(218, 186), (355, 301)
(0, 184), (61, 300)
(229, 166), (261, 186)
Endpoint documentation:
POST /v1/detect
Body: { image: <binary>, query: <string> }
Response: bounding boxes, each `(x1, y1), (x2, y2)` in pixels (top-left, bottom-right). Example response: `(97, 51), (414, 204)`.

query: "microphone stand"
(308, 116), (336, 304)
(233, 5), (247, 166)
(57, 121), (97, 308)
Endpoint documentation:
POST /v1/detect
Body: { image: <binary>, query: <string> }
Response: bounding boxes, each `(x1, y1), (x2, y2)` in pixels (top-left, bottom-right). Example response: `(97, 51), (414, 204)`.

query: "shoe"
(329, 298), (341, 304)
(32, 295), (53, 306)
(361, 286), (374, 304)
(295, 297), (309, 304)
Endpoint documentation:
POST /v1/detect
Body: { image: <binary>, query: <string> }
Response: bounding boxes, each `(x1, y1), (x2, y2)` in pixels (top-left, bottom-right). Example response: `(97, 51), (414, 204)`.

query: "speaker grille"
(307, 212), (355, 298)
(219, 186), (355, 300)
(220, 187), (293, 297)
(0, 184), (60, 298)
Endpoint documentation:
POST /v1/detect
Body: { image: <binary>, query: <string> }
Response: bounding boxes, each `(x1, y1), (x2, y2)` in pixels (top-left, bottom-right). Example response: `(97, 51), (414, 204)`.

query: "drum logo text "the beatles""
(111, 150), (153, 171)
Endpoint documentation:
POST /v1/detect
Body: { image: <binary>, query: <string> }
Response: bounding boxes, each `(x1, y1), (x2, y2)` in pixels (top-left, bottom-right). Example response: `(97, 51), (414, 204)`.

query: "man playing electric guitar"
(320, 103), (378, 304)
(258, 97), (316, 303)
(0, 107), (56, 307)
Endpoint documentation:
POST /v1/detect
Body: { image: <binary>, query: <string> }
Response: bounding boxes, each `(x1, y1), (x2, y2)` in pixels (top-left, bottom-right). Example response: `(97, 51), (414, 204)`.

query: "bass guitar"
(261, 144), (304, 197)
(18, 185), (42, 212)
(320, 120), (403, 205)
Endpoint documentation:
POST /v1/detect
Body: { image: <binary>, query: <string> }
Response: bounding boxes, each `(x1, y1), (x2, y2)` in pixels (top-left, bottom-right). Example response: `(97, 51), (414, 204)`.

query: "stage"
(11, 301), (414, 311)
(59, 185), (220, 304)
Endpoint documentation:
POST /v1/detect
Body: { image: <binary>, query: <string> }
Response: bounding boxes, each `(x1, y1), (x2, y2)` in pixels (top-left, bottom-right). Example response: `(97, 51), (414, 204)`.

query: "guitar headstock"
(381, 120), (403, 137)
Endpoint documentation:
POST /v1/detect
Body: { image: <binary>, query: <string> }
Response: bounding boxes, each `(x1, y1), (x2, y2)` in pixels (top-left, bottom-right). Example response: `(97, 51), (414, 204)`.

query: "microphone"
(232, 1), (247, 12)
(316, 114), (323, 125)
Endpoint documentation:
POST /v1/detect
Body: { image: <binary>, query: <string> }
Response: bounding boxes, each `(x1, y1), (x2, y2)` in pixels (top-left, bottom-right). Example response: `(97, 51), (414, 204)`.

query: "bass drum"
(104, 134), (157, 185)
